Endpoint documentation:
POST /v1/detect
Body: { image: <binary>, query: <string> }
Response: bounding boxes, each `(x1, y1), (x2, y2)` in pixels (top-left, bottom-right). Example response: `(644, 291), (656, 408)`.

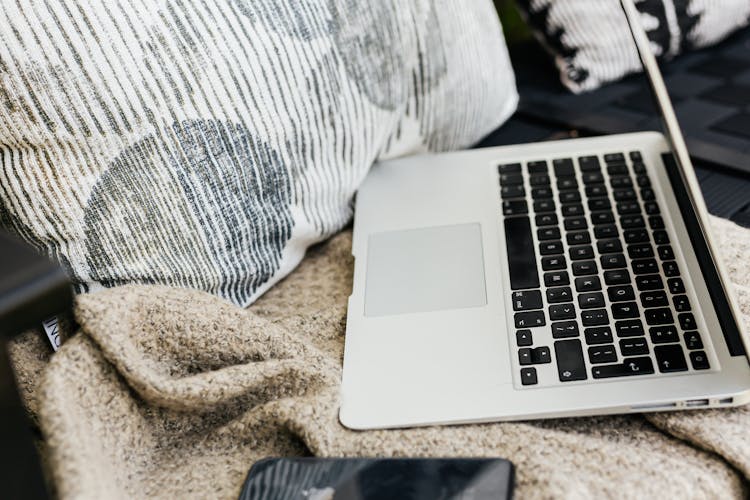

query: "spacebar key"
(505, 216), (540, 290)
(554, 339), (587, 381)
(592, 357), (655, 379)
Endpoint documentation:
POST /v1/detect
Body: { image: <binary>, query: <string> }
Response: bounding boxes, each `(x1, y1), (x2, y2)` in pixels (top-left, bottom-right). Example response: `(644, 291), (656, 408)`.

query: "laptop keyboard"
(499, 152), (713, 387)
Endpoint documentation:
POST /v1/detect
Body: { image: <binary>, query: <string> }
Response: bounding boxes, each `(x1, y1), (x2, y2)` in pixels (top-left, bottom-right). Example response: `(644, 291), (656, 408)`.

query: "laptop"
(339, 0), (750, 430)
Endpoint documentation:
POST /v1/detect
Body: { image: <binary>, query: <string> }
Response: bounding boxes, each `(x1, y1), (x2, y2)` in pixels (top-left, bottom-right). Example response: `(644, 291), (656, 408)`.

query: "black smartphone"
(239, 457), (514, 500)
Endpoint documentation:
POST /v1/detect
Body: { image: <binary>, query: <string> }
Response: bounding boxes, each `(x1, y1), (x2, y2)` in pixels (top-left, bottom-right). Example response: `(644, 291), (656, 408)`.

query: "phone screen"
(239, 457), (514, 500)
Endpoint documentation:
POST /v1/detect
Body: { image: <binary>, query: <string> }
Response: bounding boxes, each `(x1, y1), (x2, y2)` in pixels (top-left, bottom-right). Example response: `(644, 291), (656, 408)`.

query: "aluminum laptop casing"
(341, 133), (750, 429)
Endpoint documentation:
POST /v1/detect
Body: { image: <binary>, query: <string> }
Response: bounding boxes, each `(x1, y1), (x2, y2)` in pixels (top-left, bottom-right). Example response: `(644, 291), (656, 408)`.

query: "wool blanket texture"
(8, 215), (750, 499)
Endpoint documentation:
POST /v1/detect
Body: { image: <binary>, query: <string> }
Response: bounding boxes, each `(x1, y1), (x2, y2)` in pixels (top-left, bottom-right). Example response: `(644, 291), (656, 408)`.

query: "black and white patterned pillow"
(0, 0), (517, 306)
(516, 0), (750, 93)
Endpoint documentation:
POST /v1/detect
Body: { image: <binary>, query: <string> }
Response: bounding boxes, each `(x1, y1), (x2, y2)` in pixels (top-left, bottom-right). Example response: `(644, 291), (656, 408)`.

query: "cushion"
(0, 0), (517, 306)
(516, 0), (750, 93)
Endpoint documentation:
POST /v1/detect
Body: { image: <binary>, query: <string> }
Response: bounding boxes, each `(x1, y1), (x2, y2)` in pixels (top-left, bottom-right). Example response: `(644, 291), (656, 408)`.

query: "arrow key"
(654, 344), (688, 373)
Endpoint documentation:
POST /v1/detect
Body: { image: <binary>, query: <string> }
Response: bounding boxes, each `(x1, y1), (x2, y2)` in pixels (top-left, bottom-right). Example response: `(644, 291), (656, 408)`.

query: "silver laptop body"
(340, 0), (750, 430)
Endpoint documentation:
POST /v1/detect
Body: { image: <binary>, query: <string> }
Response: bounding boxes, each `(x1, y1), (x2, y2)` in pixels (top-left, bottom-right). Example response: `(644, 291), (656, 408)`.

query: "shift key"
(554, 339), (587, 381)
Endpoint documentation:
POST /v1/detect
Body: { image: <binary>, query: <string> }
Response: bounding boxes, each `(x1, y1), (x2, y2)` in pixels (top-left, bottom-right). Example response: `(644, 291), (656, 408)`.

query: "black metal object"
(1, 231), (73, 500)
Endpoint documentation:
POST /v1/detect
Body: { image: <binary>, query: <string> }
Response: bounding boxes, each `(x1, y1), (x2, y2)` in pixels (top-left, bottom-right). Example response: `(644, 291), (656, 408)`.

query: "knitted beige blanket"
(9, 216), (750, 499)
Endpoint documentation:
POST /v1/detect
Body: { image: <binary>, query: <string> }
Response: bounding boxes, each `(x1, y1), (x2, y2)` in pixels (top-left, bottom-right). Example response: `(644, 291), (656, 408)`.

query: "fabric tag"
(42, 316), (61, 351)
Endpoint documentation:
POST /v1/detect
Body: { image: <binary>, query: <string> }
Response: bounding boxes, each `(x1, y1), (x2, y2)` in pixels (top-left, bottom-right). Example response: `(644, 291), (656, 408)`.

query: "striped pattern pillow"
(517, 0), (750, 93)
(0, 0), (517, 306)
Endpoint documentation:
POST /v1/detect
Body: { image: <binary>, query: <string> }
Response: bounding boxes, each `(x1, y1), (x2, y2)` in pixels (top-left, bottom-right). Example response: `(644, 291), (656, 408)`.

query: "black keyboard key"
(538, 227), (561, 241)
(501, 185), (525, 199)
(540, 241), (564, 255)
(534, 199), (556, 213)
(649, 216), (664, 230)
(515, 310), (546, 328)
(662, 261), (679, 277)
(578, 292), (605, 309)
(616, 319), (645, 337)
(512, 290), (543, 311)
(636, 275), (663, 291)
(555, 339), (587, 381)
(553, 158), (575, 177)
(620, 338), (649, 356)
(551, 320), (580, 338)
(521, 367), (538, 385)
(585, 185), (608, 198)
(678, 313), (697, 331)
(518, 348), (533, 365)
(594, 225), (618, 239)
(567, 231), (591, 245)
(499, 163), (521, 174)
(559, 191), (582, 203)
(640, 188), (656, 201)
(610, 176), (633, 188)
(531, 346), (552, 364)
(613, 188), (637, 201)
(529, 174), (551, 186)
(604, 269), (630, 286)
(592, 357), (654, 378)
(645, 308), (674, 326)
(636, 175), (651, 188)
(547, 286), (573, 303)
(629, 151), (642, 162)
(632, 258), (659, 275)
(581, 309), (609, 326)
(542, 256), (567, 271)
(544, 271), (570, 287)
(570, 245), (595, 260)
(668, 278), (685, 294)
(527, 161), (548, 173)
(653, 230), (670, 245)
(689, 351), (710, 370)
(608, 285), (635, 302)
(654, 344), (688, 373)
(627, 244), (654, 259)
(532, 187), (553, 199)
(644, 201), (660, 215)
(650, 325), (678, 344)
(591, 211), (615, 225)
(588, 198), (610, 211)
(585, 327), (613, 345)
(620, 215), (645, 229)
(572, 260), (598, 276)
(624, 229), (649, 244)
(562, 204), (584, 217)
(536, 213), (558, 226)
(500, 173), (523, 185)
(657, 245), (674, 260)
(616, 201), (640, 215)
(583, 173), (605, 185)
(600, 253), (627, 269)
(579, 156), (601, 171)
(516, 329), (533, 346)
(604, 152), (625, 162)
(640, 291), (668, 308)
(557, 178), (578, 191)
(633, 162), (646, 174)
(549, 303), (576, 321)
(575, 276), (602, 292)
(597, 239), (622, 254)
(612, 302), (639, 319)
(503, 200), (528, 216)
(505, 217), (540, 290)
(564, 217), (588, 231)
(588, 345), (617, 364)
(607, 164), (629, 176)
(673, 295), (691, 312)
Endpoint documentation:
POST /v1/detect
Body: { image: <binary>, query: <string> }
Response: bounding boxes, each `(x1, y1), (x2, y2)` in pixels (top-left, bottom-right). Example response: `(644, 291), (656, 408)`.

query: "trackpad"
(365, 223), (487, 316)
